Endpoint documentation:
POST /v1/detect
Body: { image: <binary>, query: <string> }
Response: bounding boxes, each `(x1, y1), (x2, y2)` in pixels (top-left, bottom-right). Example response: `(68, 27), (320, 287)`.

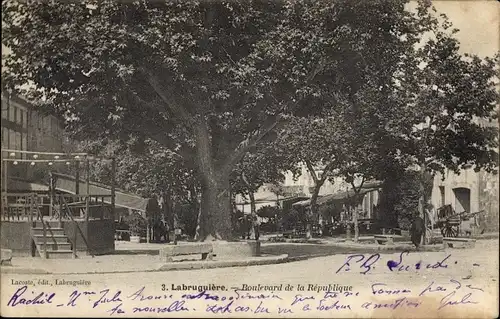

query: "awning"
(317, 187), (379, 206)
(291, 181), (382, 207)
(52, 172), (160, 216)
(235, 195), (298, 205)
(292, 199), (311, 207)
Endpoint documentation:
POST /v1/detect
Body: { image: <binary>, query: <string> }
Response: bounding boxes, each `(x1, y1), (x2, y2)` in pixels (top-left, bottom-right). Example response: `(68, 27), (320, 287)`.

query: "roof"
(291, 181), (382, 207)
(6, 178), (49, 192)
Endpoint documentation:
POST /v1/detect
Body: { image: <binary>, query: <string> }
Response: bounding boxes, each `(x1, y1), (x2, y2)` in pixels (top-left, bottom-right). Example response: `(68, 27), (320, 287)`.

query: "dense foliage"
(3, 0), (498, 240)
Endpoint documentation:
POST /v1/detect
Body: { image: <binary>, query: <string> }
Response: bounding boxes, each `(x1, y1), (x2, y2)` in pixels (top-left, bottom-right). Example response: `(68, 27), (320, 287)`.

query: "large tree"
(388, 9), (499, 241)
(3, 0), (476, 240)
(276, 116), (345, 238)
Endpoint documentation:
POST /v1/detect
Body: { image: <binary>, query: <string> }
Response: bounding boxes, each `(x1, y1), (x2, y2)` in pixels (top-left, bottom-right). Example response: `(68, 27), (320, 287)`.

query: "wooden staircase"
(31, 220), (75, 259)
(3, 193), (93, 259)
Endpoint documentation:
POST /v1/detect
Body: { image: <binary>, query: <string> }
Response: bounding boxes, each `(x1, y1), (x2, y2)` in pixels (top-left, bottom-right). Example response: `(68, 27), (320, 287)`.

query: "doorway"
(453, 187), (471, 214)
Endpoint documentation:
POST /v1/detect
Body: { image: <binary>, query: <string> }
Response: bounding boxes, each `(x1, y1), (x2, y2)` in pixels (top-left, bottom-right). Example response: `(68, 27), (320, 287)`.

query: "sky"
(424, 0), (499, 58)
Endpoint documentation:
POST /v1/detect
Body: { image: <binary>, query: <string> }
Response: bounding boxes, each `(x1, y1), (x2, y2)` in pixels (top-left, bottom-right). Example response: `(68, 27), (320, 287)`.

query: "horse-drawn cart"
(435, 204), (485, 237)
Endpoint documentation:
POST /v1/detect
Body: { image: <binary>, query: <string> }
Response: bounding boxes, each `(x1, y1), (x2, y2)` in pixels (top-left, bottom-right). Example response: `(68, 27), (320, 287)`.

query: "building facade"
(244, 163), (380, 219)
(1, 91), (64, 180)
(431, 169), (499, 232)
(430, 116), (499, 232)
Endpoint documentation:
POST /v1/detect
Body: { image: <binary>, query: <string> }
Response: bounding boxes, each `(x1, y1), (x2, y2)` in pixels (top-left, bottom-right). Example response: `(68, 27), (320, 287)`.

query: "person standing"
(410, 215), (425, 250)
(162, 218), (170, 243)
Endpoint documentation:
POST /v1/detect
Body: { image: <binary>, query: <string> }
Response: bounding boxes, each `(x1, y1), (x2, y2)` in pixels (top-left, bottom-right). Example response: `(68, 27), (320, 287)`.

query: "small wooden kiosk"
(1, 149), (116, 258)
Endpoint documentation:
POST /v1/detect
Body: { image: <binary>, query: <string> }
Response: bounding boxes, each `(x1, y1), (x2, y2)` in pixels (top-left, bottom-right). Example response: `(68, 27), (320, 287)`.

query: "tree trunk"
(163, 189), (173, 228)
(353, 207), (359, 242)
(198, 177), (233, 241)
(418, 167), (433, 245)
(308, 183), (322, 239)
(194, 202), (202, 241)
(346, 206), (352, 241)
(249, 190), (256, 215)
(248, 190), (257, 239)
(193, 118), (234, 241)
(379, 177), (399, 228)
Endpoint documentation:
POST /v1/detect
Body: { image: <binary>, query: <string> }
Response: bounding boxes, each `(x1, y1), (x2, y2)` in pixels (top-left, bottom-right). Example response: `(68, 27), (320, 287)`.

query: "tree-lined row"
(2, 0), (498, 241)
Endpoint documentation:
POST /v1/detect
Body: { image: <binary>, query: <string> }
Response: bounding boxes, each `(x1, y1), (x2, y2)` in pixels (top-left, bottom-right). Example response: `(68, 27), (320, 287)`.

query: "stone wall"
(477, 171), (499, 232)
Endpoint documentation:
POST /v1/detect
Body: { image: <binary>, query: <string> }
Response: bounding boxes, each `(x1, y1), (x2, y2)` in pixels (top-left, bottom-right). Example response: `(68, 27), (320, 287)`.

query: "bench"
(160, 243), (214, 262)
(374, 235), (404, 245)
(443, 237), (476, 249)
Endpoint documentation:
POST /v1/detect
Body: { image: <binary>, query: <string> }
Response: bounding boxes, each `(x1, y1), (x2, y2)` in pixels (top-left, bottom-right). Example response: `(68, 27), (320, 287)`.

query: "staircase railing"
(60, 195), (94, 257)
(31, 194), (48, 259)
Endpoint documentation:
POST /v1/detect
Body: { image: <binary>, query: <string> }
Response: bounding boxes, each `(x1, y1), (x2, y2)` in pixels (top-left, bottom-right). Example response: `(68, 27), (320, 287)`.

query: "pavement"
(1, 240), (287, 274)
(1, 238), (498, 318)
(0, 252), (290, 275)
(1, 235), (495, 275)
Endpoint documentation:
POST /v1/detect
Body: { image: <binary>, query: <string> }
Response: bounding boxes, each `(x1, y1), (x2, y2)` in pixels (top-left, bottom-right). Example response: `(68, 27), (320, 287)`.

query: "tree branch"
(128, 88), (170, 117)
(319, 161), (337, 184)
(240, 171), (258, 194)
(140, 69), (194, 125)
(350, 175), (366, 194)
(306, 58), (328, 83)
(147, 131), (194, 163)
(220, 113), (288, 177)
(304, 159), (319, 184)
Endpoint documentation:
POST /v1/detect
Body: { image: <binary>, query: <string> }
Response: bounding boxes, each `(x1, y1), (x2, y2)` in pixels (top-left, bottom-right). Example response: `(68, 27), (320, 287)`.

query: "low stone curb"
(0, 266), (51, 274)
(324, 242), (444, 252)
(0, 254), (289, 275)
(157, 254), (289, 271)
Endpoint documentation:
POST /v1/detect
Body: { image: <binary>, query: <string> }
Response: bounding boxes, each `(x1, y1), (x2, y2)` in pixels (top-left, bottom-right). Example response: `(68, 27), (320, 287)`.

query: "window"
(16, 107), (22, 125)
(1, 100), (8, 120)
(2, 127), (8, 147)
(44, 116), (50, 131)
(15, 132), (21, 151)
(439, 186), (445, 207)
(9, 129), (16, 150)
(9, 105), (16, 122)
(24, 110), (28, 128)
(52, 117), (60, 135)
(22, 134), (27, 151)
